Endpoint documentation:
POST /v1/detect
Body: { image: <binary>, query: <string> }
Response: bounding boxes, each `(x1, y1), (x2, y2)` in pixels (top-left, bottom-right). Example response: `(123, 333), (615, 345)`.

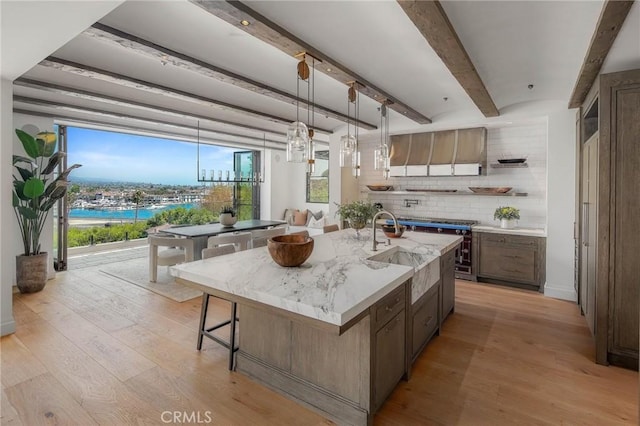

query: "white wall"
(358, 119), (548, 228)
(264, 148), (329, 221)
(13, 113), (56, 279)
(1, 78), (15, 335)
(545, 109), (577, 301)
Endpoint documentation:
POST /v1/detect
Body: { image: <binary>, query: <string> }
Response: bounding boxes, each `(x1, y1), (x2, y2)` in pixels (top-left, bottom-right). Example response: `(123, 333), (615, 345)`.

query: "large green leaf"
(13, 181), (29, 201)
(15, 166), (33, 182)
(44, 178), (67, 198)
(12, 191), (20, 207)
(42, 152), (66, 175)
(15, 129), (39, 159)
(41, 188), (66, 211)
(17, 206), (37, 220)
(13, 155), (36, 166)
(23, 177), (45, 198)
(57, 164), (82, 181)
(36, 132), (57, 157)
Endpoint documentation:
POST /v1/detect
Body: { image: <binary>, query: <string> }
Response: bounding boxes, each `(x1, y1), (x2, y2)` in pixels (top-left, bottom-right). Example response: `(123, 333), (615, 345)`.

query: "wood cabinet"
(440, 249), (456, 322)
(411, 282), (439, 362)
(580, 69), (640, 369)
(374, 310), (406, 410)
(475, 233), (546, 290)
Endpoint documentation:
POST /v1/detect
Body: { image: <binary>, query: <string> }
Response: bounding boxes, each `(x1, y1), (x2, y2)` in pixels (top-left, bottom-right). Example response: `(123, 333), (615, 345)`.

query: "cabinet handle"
(385, 298), (400, 312)
(386, 317), (401, 333)
(582, 202), (589, 247)
(503, 268), (522, 274)
(424, 316), (434, 327)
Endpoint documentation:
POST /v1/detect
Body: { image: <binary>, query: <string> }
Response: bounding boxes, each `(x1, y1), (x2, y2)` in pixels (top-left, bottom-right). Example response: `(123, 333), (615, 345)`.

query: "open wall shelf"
(490, 163), (528, 168)
(362, 190), (528, 197)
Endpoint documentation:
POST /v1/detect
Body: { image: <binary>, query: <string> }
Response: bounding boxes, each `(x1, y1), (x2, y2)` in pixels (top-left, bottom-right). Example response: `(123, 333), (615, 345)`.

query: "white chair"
(204, 232), (252, 258)
(250, 226), (287, 248)
(201, 244), (235, 260)
(148, 235), (194, 283)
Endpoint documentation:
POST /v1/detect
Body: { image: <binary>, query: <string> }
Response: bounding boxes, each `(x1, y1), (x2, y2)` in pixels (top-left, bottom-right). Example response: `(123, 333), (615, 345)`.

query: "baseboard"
(543, 282), (577, 302)
(1, 319), (16, 336)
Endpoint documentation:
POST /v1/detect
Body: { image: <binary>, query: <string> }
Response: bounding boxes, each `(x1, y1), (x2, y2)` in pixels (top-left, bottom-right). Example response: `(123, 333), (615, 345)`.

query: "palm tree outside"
(132, 190), (144, 223)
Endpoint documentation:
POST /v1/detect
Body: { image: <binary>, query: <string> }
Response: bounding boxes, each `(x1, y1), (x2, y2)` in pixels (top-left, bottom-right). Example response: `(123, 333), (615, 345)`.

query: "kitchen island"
(171, 229), (461, 425)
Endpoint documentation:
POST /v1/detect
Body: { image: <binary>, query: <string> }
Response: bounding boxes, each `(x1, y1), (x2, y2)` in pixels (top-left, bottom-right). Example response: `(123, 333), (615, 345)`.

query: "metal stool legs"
(197, 293), (239, 370)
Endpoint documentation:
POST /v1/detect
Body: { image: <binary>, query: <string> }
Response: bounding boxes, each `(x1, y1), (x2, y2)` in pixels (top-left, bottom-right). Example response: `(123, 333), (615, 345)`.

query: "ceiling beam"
(84, 23), (377, 130)
(568, 0), (635, 108)
(13, 96), (285, 145)
(14, 77), (289, 137)
(39, 57), (333, 134)
(397, 0), (499, 118)
(189, 0), (431, 124)
(13, 108), (288, 152)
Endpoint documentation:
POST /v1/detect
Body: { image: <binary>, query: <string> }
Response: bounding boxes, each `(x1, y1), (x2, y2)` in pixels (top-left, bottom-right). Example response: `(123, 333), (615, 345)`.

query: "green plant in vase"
(13, 128), (81, 293)
(219, 205), (237, 227)
(335, 201), (378, 237)
(494, 206), (520, 229)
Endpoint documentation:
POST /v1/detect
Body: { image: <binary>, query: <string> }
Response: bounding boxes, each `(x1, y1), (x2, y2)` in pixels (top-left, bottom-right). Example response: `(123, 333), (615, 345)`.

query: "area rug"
(100, 257), (202, 302)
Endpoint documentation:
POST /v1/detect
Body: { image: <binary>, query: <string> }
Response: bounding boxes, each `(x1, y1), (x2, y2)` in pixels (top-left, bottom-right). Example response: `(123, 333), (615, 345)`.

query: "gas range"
(394, 217), (478, 231)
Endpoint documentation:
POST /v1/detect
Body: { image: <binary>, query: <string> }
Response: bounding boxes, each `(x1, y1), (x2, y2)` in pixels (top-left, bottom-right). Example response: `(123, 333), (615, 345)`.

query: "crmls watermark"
(161, 411), (213, 424)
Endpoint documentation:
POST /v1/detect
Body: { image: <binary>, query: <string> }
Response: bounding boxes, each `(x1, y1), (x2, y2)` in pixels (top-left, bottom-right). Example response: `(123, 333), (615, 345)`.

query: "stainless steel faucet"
(371, 210), (400, 251)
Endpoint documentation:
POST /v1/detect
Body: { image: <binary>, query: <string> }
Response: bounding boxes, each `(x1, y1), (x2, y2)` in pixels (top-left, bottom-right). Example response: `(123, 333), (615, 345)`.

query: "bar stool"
(250, 226), (287, 248)
(198, 234), (249, 370)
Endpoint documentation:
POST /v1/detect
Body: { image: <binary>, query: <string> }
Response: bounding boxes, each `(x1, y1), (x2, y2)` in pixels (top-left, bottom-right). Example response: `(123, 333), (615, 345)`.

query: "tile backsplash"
(357, 121), (547, 229)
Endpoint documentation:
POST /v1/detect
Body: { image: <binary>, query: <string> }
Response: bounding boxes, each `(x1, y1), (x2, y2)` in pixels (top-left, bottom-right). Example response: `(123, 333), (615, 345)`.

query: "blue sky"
(67, 127), (237, 185)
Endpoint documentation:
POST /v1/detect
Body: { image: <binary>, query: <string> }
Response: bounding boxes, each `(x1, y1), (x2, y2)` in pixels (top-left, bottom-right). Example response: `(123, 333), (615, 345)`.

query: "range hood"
(389, 127), (487, 177)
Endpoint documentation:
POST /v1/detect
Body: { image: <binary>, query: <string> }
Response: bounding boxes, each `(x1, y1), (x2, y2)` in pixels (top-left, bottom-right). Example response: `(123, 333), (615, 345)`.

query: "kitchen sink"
(368, 246), (435, 269)
(369, 246), (439, 304)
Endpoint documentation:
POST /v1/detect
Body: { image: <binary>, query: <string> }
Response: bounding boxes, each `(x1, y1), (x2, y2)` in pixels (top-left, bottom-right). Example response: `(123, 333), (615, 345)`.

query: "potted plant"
(219, 205), (237, 227)
(494, 206), (520, 229)
(335, 200), (379, 237)
(12, 129), (81, 293)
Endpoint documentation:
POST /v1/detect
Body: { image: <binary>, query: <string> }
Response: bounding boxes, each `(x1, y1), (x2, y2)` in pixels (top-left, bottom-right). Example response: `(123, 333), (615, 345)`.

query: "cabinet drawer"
(482, 233), (538, 247)
(375, 311), (406, 410)
(479, 245), (536, 283)
(374, 285), (406, 329)
(412, 288), (439, 359)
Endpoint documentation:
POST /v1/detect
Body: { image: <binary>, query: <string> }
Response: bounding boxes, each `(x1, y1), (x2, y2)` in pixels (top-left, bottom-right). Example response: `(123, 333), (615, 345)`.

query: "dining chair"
(148, 235), (194, 283)
(250, 226), (287, 248)
(198, 240), (246, 371)
(323, 224), (340, 233)
(205, 232), (252, 257)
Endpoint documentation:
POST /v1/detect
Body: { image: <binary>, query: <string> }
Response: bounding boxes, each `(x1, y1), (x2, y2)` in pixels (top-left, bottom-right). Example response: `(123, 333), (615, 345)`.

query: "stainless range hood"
(389, 127), (487, 177)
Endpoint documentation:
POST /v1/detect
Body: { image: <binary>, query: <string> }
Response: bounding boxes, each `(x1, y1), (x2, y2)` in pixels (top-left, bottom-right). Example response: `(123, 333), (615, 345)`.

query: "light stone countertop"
(170, 228), (461, 327)
(472, 225), (547, 237)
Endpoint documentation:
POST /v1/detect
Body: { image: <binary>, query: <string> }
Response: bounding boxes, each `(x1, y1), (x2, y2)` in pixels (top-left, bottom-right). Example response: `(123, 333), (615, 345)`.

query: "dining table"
(162, 219), (286, 260)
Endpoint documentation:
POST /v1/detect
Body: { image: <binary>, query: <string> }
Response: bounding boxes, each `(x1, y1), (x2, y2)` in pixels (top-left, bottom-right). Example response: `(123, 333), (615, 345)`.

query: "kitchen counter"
(170, 228), (461, 425)
(472, 225), (546, 237)
(170, 228), (461, 328)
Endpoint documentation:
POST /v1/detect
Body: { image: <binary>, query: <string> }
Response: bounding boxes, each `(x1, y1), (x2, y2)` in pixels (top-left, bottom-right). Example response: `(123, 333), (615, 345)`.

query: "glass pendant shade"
(286, 121), (309, 163)
(339, 134), (356, 168)
(306, 138), (315, 174)
(374, 144), (389, 170)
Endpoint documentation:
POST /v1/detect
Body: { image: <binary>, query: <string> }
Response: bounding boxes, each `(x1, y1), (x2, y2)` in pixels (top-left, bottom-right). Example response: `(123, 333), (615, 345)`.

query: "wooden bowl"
(366, 185), (393, 191)
(381, 224), (406, 238)
(267, 234), (314, 267)
(468, 187), (512, 194)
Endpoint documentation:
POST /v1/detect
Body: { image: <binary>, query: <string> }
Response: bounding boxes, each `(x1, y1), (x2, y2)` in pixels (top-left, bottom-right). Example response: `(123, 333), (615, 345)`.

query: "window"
(306, 150), (329, 203)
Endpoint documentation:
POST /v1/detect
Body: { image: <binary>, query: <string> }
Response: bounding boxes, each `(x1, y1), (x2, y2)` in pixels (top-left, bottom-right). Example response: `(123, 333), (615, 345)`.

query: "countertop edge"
(472, 225), (546, 237)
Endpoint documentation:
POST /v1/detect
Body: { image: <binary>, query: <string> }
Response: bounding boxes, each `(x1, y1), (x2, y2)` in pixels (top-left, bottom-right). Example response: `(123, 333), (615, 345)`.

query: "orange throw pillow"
(293, 210), (308, 226)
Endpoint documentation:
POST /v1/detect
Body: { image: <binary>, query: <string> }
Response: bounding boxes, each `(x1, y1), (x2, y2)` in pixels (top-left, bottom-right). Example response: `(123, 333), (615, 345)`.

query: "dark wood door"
(611, 85), (640, 359)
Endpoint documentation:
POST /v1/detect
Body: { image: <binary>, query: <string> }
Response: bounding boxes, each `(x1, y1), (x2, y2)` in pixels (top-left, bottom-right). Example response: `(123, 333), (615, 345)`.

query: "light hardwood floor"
(1, 268), (637, 425)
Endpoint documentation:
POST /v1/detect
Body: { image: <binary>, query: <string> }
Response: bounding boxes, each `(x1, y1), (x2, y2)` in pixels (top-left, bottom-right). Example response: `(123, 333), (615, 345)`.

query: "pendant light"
(340, 82), (360, 178)
(287, 55), (312, 163)
(374, 103), (391, 179)
(306, 56), (316, 174)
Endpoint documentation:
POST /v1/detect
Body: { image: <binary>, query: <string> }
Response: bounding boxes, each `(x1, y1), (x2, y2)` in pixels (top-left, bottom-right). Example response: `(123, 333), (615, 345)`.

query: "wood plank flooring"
(1, 268), (637, 425)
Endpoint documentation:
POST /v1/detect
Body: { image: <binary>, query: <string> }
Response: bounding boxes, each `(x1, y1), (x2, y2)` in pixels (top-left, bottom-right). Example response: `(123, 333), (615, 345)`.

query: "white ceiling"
(4, 0), (639, 149)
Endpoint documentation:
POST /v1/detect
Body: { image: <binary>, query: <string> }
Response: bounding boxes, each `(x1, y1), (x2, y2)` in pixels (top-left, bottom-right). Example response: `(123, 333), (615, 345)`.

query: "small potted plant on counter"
(335, 201), (379, 237)
(494, 206), (520, 229)
(219, 206), (237, 227)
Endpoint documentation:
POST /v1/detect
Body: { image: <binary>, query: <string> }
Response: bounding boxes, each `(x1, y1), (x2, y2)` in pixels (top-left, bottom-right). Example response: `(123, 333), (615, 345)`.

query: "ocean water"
(69, 203), (196, 221)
